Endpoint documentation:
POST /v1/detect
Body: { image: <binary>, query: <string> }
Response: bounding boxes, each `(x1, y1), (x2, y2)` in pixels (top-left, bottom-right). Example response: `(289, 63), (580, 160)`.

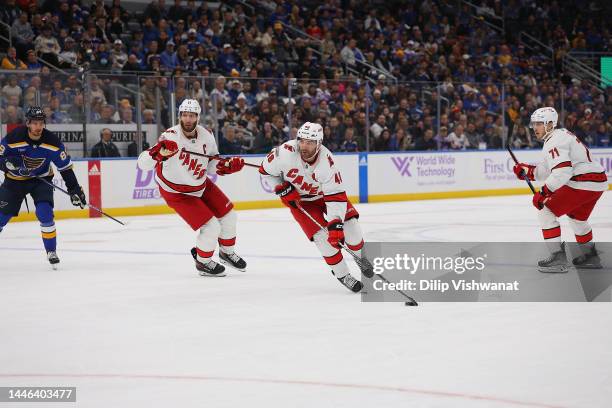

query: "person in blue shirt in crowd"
(0, 107), (87, 268)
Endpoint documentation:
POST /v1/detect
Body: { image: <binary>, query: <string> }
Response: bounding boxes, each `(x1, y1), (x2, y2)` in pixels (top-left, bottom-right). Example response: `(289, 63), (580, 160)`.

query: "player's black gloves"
(1, 156), (29, 175)
(69, 186), (87, 208)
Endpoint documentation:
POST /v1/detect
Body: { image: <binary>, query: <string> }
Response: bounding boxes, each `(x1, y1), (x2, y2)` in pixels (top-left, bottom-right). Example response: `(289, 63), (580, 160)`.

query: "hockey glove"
(216, 157), (245, 176)
(274, 181), (300, 208)
(149, 140), (179, 162)
(1, 156), (31, 176)
(327, 219), (345, 249)
(4, 156), (23, 171)
(532, 185), (552, 210)
(513, 162), (536, 181)
(69, 186), (87, 209)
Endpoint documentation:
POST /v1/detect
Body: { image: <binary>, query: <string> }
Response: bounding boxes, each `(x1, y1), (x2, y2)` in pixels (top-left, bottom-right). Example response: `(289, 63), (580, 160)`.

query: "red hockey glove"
(274, 181), (300, 208)
(149, 140), (178, 162)
(327, 219), (345, 249)
(513, 162), (536, 181)
(216, 157), (245, 176)
(532, 185), (552, 210)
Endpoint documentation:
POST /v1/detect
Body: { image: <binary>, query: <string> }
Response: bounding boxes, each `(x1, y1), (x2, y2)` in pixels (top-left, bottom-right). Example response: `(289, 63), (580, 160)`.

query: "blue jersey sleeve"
(51, 141), (73, 172)
(0, 137), (15, 172)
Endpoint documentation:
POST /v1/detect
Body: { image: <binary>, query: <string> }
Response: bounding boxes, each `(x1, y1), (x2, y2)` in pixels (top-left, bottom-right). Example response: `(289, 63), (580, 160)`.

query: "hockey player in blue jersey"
(0, 106), (87, 268)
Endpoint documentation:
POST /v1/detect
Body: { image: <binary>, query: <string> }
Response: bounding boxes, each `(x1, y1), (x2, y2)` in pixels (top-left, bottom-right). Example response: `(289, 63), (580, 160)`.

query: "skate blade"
(219, 258), (246, 272)
(538, 265), (570, 273)
(50, 264), (58, 271)
(198, 271), (227, 277)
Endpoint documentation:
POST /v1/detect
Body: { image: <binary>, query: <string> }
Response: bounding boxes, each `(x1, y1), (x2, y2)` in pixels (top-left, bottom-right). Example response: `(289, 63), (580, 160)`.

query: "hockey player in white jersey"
(259, 122), (369, 292)
(137, 99), (247, 276)
(513, 107), (608, 272)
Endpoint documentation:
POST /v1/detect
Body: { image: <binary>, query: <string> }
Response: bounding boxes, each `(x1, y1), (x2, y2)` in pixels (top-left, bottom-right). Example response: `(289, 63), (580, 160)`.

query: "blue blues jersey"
(0, 126), (73, 181)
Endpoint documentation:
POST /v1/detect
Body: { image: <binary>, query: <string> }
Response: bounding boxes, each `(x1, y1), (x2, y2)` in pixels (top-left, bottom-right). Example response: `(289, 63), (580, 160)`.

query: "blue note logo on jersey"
(23, 156), (46, 173)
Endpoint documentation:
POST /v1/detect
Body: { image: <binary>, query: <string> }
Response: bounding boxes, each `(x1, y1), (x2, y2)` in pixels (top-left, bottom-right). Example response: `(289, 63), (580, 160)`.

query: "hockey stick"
(181, 148), (261, 168)
(506, 146), (536, 194)
(294, 202), (418, 306)
(36, 176), (125, 226)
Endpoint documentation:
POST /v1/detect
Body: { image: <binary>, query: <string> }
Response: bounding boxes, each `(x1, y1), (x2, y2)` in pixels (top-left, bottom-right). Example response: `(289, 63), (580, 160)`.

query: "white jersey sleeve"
(206, 132), (220, 176)
(259, 141), (349, 222)
(138, 125), (220, 196)
(259, 145), (284, 187)
(537, 128), (607, 192)
(317, 149), (348, 222)
(137, 143), (158, 170)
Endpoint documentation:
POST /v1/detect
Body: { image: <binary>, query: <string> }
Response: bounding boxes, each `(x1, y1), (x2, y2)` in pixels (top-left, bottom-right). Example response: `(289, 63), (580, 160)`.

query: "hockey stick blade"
(294, 202), (417, 305)
(37, 177), (125, 225)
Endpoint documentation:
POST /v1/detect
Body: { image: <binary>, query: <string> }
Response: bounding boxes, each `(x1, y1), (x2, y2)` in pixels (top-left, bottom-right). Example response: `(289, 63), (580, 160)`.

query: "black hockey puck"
(405, 301), (418, 306)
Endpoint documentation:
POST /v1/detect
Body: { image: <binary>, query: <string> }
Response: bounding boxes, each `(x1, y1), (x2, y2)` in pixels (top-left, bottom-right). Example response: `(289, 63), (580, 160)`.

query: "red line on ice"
(0, 373), (565, 408)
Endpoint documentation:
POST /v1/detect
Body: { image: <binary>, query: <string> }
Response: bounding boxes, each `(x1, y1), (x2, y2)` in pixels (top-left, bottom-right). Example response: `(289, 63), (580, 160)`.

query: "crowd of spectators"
(0, 0), (610, 155)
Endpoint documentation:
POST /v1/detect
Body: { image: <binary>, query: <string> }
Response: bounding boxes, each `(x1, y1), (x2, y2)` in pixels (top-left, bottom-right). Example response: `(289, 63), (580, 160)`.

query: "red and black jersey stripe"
(323, 192), (348, 203)
(570, 172), (608, 183)
(552, 161), (572, 170)
(156, 166), (207, 193)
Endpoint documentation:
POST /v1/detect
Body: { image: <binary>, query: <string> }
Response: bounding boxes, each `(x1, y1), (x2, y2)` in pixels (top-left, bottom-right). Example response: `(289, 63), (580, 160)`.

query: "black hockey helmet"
(26, 106), (46, 122)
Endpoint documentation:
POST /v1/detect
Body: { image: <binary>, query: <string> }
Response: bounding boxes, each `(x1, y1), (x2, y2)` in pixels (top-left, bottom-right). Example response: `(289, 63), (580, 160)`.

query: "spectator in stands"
(35, 24), (61, 67)
(108, 6), (126, 39)
(217, 43), (240, 75)
(144, 0), (167, 24)
(219, 125), (244, 154)
(0, 0), (20, 25)
(1, 47), (27, 70)
(89, 77), (107, 105)
(48, 97), (71, 124)
(160, 41), (178, 70)
(448, 125), (469, 150)
(464, 122), (484, 148)
(2, 76), (22, 103)
(91, 128), (121, 158)
(11, 12), (35, 56)
(370, 114), (386, 139)
(111, 39), (128, 70)
(68, 93), (86, 123)
(123, 54), (142, 72)
(0, 0), (606, 157)
(58, 37), (78, 68)
(485, 125), (503, 149)
(253, 121), (275, 154)
(340, 127), (359, 152)
(340, 39), (364, 67)
(374, 128), (392, 151)
(142, 109), (156, 124)
(118, 106), (135, 124)
(95, 104), (117, 124)
(167, 0), (187, 22)
(415, 129), (437, 151)
(24, 50), (41, 70)
(1, 106), (21, 124)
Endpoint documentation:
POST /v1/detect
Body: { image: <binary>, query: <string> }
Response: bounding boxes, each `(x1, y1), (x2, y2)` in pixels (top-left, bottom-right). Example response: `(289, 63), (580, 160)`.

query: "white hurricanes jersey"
(137, 124), (219, 196)
(259, 140), (349, 222)
(535, 128), (608, 192)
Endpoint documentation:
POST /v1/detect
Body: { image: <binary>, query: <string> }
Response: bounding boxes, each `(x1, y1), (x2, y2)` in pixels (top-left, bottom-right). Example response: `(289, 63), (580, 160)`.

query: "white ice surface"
(1, 194), (611, 408)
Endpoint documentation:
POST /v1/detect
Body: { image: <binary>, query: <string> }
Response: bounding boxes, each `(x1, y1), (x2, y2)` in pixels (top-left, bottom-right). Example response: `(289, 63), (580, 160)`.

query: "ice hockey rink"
(1, 193), (611, 408)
